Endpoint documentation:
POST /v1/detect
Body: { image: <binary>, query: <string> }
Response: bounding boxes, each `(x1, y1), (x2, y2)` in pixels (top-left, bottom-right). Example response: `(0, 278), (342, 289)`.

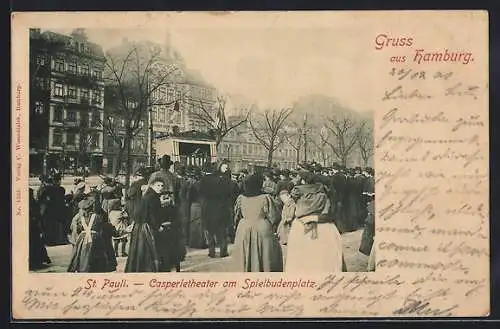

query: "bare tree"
(321, 115), (362, 167)
(308, 128), (330, 166)
(283, 123), (302, 165)
(248, 108), (293, 167)
(189, 96), (249, 153)
(103, 41), (180, 189)
(357, 120), (374, 166)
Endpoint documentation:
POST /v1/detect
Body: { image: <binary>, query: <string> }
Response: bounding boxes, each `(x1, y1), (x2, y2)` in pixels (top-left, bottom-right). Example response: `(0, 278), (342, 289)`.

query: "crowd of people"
(28, 155), (375, 273)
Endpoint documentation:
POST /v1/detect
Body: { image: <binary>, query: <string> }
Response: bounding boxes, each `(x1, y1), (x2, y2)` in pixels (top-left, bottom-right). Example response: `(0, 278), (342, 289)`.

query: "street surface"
(32, 229), (369, 273)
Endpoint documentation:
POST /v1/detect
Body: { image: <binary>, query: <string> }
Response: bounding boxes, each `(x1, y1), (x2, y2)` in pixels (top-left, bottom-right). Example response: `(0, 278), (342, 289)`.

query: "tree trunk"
(341, 154), (348, 167)
(114, 146), (124, 177)
(267, 150), (273, 168)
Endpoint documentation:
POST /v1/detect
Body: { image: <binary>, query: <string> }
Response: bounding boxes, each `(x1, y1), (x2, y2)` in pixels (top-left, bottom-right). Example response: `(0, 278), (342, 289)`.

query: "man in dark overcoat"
(199, 161), (232, 258)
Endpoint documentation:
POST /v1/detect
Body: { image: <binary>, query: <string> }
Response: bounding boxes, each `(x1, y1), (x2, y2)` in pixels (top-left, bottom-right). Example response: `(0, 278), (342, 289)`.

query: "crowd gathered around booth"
(29, 155), (375, 273)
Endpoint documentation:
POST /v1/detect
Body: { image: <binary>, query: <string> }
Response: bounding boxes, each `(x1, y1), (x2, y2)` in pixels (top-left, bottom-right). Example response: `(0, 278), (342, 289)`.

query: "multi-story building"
(150, 73), (217, 135)
(29, 28), (105, 175)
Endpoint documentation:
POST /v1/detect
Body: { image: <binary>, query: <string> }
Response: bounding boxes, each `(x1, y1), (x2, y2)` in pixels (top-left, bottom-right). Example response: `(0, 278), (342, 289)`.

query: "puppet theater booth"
(154, 131), (217, 168)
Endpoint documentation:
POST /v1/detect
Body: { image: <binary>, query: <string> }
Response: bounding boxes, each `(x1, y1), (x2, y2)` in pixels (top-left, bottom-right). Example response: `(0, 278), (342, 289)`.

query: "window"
(52, 129), (63, 146)
(81, 64), (90, 76)
(66, 110), (76, 122)
(36, 56), (46, 66)
(167, 88), (174, 102)
(92, 112), (100, 127)
(34, 77), (45, 89)
(68, 86), (77, 99)
(66, 132), (76, 145)
(81, 89), (89, 100)
(92, 90), (101, 103)
(68, 61), (77, 74)
(34, 101), (44, 114)
(159, 108), (166, 122)
(176, 90), (182, 101)
(152, 108), (158, 121)
(107, 138), (115, 148)
(54, 59), (65, 72)
(91, 133), (100, 148)
(53, 105), (63, 122)
(92, 69), (102, 78)
(54, 83), (64, 97)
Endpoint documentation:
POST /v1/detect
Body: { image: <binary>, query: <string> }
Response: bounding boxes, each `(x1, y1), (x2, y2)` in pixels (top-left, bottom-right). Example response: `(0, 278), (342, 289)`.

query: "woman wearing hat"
(233, 174), (283, 272)
(67, 196), (117, 272)
(285, 171), (346, 273)
(125, 177), (165, 272)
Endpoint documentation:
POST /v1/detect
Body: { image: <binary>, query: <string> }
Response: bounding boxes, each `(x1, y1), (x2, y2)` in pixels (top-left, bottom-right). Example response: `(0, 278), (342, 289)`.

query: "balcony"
(63, 71), (102, 88)
(65, 95), (79, 104)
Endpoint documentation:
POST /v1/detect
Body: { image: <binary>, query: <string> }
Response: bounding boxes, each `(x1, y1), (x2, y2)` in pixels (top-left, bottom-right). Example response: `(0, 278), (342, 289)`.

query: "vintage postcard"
(11, 11), (489, 319)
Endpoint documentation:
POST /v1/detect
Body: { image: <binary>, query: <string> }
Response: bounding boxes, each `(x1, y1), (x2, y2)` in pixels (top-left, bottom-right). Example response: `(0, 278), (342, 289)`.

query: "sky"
(46, 26), (375, 112)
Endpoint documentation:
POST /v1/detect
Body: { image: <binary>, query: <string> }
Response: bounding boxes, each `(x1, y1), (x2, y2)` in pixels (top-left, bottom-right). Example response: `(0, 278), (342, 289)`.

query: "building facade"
(29, 28), (105, 175)
(101, 114), (149, 175)
(150, 79), (217, 135)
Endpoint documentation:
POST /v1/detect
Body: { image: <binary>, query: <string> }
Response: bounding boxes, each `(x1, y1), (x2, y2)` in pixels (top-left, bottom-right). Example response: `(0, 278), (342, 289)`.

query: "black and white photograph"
(27, 27), (376, 273)
(12, 10), (491, 320)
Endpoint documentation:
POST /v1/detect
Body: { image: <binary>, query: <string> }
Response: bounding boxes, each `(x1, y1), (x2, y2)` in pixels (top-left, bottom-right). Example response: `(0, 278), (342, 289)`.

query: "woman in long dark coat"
(233, 174), (283, 272)
(29, 188), (51, 270)
(124, 178), (164, 273)
(67, 196), (117, 273)
(39, 176), (67, 245)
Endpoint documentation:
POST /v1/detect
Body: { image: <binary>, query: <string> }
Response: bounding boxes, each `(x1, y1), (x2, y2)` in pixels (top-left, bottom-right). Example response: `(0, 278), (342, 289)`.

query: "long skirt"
(125, 222), (159, 272)
(233, 217), (283, 272)
(188, 202), (207, 249)
(29, 220), (51, 270)
(67, 233), (115, 273)
(368, 243), (376, 271)
(285, 217), (344, 273)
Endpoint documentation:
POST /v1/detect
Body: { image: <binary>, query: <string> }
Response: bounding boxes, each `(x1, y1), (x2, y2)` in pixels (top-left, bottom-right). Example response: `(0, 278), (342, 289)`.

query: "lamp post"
(61, 142), (66, 179)
(320, 126), (328, 166)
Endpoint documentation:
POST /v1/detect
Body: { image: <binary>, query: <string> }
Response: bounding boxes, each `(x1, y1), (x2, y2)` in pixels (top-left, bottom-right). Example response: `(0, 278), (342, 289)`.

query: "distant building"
(219, 115), (298, 172)
(29, 28), (105, 175)
(150, 72), (217, 135)
(149, 33), (218, 138)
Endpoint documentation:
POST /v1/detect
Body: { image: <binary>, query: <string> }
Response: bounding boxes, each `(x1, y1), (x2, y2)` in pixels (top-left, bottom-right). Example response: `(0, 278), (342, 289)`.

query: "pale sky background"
(46, 27), (376, 112)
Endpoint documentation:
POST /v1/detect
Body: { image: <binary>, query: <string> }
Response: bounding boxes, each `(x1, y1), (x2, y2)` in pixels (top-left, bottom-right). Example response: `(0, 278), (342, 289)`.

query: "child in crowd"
(277, 189), (296, 266)
(108, 199), (129, 257)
